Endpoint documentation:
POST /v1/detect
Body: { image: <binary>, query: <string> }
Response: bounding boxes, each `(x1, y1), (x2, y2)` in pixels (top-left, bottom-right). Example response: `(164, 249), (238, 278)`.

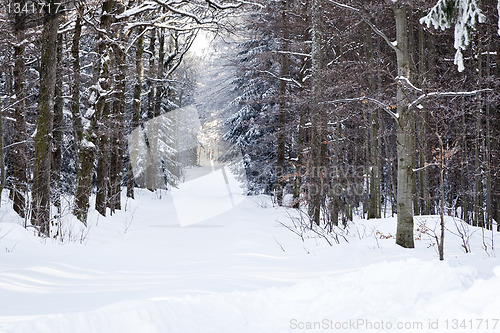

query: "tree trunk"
(74, 0), (113, 223)
(474, 47), (484, 228)
(0, 85), (4, 207)
(368, 109), (381, 219)
(495, 37), (500, 231)
(11, 5), (29, 218)
(409, 15), (419, 218)
(438, 135), (445, 261)
(293, 104), (307, 209)
(147, 29), (156, 118)
(127, 30), (145, 199)
(276, 0), (290, 206)
(366, 25), (381, 219)
(32, 1), (59, 235)
(154, 28), (165, 116)
(474, 112), (483, 227)
(108, 52), (126, 213)
(382, 116), (396, 217)
(292, 24), (310, 209)
(108, 1), (127, 213)
(484, 49), (492, 230)
(70, 5), (85, 221)
(416, 23), (428, 216)
(71, 6), (83, 155)
(461, 110), (470, 224)
(95, 77), (111, 217)
(51, 33), (64, 213)
(364, 112), (370, 219)
(308, 0), (327, 225)
(366, 104), (381, 219)
(394, 4), (415, 248)
(94, 0), (116, 217)
(142, 29), (160, 192)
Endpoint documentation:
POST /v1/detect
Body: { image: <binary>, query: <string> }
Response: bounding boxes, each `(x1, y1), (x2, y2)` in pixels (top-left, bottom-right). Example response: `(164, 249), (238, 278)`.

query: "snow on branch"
(274, 50), (311, 58)
(412, 163), (440, 172)
(205, 0), (245, 10)
(126, 22), (205, 32)
(408, 89), (493, 110)
(3, 140), (29, 150)
(1, 93), (36, 115)
(421, 0), (486, 72)
(396, 76), (423, 93)
(118, 0), (253, 34)
(151, 0), (203, 24)
(236, 1), (264, 8)
(116, 1), (158, 20)
(257, 70), (303, 88)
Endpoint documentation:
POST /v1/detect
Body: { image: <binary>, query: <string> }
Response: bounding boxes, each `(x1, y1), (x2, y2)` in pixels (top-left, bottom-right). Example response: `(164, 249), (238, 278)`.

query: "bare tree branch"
(257, 70), (304, 88)
(325, 0), (399, 53)
(322, 96), (399, 121)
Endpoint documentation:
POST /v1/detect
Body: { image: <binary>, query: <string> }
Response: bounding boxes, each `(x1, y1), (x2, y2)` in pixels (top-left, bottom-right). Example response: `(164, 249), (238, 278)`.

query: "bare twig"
(325, 0), (399, 53)
(322, 96), (398, 121)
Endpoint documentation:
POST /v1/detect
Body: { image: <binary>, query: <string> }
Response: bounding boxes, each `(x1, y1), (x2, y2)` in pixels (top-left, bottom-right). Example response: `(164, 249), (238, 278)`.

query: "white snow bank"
(4, 259), (500, 333)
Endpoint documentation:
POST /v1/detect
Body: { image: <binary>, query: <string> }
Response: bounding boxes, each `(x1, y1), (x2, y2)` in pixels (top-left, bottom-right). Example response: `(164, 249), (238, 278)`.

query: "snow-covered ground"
(1, 169), (499, 332)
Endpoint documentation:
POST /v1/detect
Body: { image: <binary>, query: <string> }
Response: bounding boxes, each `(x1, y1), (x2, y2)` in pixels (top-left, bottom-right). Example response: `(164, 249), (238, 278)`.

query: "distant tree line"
(225, 0), (500, 249)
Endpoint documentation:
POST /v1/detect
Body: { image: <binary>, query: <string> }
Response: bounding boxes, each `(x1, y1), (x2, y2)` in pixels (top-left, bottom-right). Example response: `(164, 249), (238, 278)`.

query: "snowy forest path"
(0, 176), (358, 324)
